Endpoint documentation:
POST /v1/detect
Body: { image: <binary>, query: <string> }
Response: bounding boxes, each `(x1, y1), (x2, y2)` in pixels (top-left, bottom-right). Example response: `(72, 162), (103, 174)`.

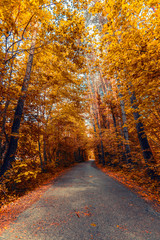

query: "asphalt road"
(0, 160), (160, 240)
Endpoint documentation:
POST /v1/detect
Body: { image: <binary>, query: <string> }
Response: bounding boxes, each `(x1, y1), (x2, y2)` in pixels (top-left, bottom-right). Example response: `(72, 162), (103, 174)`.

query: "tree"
(84, 0), (160, 173)
(0, 0), (87, 176)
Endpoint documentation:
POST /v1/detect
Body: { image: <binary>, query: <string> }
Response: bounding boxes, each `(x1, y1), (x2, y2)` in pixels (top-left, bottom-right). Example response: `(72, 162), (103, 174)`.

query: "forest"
(0, 0), (160, 205)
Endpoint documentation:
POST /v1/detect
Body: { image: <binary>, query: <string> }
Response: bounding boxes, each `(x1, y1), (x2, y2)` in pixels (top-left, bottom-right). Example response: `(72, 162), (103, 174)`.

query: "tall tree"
(0, 23), (37, 176)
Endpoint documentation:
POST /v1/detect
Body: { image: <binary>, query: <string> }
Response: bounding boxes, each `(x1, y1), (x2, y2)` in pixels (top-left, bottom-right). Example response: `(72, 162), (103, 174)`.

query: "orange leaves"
(97, 163), (160, 211)
(87, 0), (160, 169)
(74, 206), (92, 218)
(90, 223), (96, 227)
(116, 225), (128, 231)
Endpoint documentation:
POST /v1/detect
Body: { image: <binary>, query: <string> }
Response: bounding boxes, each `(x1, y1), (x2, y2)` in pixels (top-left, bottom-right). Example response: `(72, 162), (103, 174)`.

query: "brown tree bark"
(130, 92), (155, 164)
(117, 80), (132, 164)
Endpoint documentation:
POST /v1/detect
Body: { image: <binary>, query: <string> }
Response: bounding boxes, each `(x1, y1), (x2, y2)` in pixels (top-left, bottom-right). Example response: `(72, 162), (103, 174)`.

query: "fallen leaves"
(117, 225), (128, 231)
(96, 163), (160, 213)
(75, 210), (80, 218)
(0, 167), (71, 235)
(91, 223), (96, 227)
(74, 206), (92, 218)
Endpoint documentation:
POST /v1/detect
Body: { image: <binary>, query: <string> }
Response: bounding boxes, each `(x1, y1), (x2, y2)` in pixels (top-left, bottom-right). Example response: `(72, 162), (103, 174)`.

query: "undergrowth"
(0, 160), (73, 208)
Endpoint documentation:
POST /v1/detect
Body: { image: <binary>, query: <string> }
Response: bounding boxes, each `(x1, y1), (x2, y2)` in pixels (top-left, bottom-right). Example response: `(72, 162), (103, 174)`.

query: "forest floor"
(96, 162), (160, 213)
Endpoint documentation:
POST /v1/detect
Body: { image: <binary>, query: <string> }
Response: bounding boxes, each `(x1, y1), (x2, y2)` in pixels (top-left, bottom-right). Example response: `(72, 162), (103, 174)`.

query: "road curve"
(0, 160), (160, 240)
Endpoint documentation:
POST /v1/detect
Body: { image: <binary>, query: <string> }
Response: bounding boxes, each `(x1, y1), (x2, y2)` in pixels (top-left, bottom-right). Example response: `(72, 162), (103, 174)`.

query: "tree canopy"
(0, 0), (160, 203)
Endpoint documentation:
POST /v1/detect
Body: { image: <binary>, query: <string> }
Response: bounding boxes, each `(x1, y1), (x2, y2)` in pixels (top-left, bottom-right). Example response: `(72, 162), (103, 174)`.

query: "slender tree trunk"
(38, 138), (43, 172)
(56, 150), (60, 166)
(119, 98), (132, 163)
(0, 25), (37, 177)
(74, 151), (77, 162)
(98, 72), (126, 163)
(91, 83), (105, 165)
(90, 111), (103, 164)
(117, 80), (132, 164)
(94, 94), (105, 166)
(86, 74), (105, 165)
(130, 92), (155, 164)
(110, 106), (118, 135)
(48, 152), (52, 163)
(43, 135), (47, 167)
(0, 100), (10, 160)
(94, 95), (105, 166)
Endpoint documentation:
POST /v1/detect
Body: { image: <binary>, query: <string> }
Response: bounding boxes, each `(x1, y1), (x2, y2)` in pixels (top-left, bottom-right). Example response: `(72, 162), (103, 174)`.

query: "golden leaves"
(90, 223), (96, 227)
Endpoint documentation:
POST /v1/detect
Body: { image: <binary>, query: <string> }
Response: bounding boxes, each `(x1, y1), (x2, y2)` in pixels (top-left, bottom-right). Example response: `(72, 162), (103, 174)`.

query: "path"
(0, 160), (160, 240)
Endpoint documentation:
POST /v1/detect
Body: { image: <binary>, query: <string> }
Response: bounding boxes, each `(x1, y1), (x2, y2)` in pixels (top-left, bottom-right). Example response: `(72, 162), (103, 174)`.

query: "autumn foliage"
(0, 0), (89, 204)
(0, 0), (160, 205)
(85, 0), (160, 192)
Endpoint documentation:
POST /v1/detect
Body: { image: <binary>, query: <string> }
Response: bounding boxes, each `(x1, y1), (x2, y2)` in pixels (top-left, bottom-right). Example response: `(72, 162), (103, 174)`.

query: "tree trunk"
(130, 92), (155, 164)
(86, 74), (105, 165)
(43, 136), (47, 168)
(95, 93), (105, 166)
(117, 80), (132, 164)
(119, 98), (132, 164)
(0, 25), (37, 177)
(38, 138), (43, 172)
(0, 99), (10, 161)
(110, 105), (125, 162)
